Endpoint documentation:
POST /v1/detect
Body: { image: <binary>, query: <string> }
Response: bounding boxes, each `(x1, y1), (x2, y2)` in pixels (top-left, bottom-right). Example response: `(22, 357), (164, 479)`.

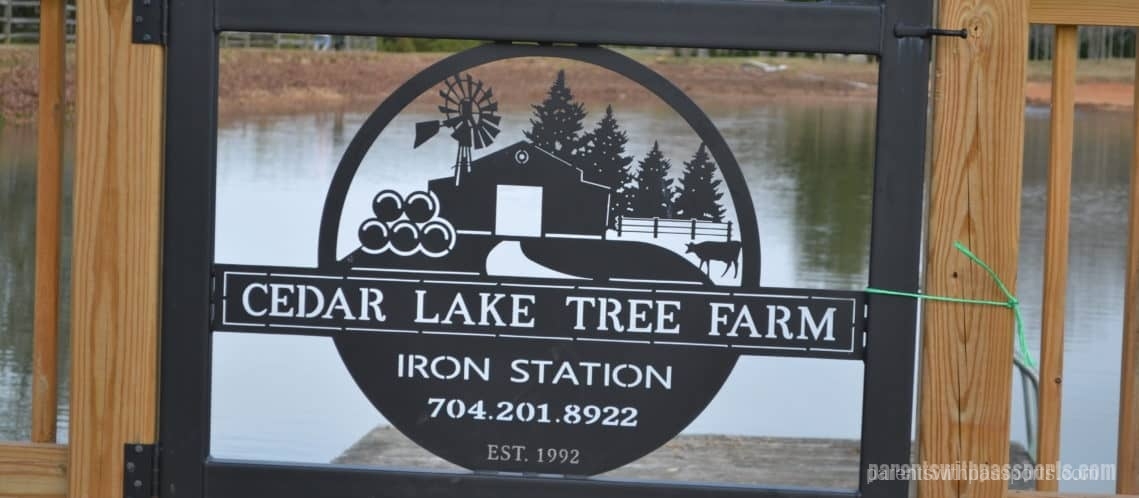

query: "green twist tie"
(866, 241), (1035, 369)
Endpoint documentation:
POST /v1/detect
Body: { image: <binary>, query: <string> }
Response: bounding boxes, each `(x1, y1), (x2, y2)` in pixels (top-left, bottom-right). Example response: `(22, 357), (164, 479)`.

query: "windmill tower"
(414, 74), (501, 186)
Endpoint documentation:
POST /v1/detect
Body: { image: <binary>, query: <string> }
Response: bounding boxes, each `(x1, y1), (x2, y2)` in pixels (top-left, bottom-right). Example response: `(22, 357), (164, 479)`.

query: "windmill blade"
(471, 80), (484, 101)
(453, 75), (469, 100)
(438, 105), (459, 115)
(441, 116), (464, 128)
(475, 126), (495, 149)
(479, 102), (498, 114)
(477, 89), (494, 105)
(472, 128), (486, 149)
(413, 120), (442, 148)
(479, 121), (501, 139)
(439, 89), (460, 106)
(465, 75), (476, 100)
(479, 113), (501, 127)
(478, 117), (501, 134)
(451, 124), (472, 147)
(445, 74), (462, 94)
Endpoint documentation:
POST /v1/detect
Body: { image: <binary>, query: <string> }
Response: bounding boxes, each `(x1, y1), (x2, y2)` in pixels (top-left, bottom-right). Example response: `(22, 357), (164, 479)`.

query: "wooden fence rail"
(1026, 1), (1139, 494)
(615, 216), (734, 242)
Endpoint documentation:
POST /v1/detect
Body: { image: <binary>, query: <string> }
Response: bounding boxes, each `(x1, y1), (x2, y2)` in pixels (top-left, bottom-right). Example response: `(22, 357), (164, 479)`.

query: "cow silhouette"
(685, 241), (742, 278)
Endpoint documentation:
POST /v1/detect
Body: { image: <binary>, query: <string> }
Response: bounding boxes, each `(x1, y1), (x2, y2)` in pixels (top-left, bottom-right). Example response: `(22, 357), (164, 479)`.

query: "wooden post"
(919, 2), (1027, 498)
(1036, 25), (1078, 492)
(1117, 52), (1139, 496)
(31, 0), (67, 445)
(70, 0), (164, 496)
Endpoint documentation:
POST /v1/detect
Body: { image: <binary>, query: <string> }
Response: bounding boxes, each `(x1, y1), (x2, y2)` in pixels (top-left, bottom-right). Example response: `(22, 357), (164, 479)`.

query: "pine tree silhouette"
(630, 141), (674, 218)
(579, 105), (634, 227)
(524, 70), (587, 163)
(673, 143), (726, 222)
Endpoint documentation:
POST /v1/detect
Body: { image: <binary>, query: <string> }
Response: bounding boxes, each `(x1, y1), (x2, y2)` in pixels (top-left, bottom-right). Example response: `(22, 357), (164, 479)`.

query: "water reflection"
(1015, 107), (1130, 493)
(0, 126), (36, 442)
(0, 125), (72, 443)
(0, 103), (1130, 492)
(772, 104), (875, 287)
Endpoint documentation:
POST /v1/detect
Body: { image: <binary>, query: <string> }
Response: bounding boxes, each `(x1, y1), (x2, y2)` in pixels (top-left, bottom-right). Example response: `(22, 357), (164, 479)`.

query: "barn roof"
(462, 141), (609, 190)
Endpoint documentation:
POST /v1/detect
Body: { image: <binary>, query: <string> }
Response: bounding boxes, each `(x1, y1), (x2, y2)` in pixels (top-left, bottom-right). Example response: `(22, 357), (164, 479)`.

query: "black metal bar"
(205, 459), (858, 498)
(858, 0), (934, 496)
(215, 0), (884, 54)
(158, 0), (218, 496)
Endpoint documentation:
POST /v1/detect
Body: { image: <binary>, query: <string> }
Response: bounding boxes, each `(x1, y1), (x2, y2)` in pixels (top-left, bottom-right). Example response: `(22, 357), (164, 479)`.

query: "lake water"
(0, 102), (1129, 492)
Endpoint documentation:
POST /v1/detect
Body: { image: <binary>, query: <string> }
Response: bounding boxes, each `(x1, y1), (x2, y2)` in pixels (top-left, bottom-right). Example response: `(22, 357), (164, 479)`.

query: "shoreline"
(2, 47), (1135, 123)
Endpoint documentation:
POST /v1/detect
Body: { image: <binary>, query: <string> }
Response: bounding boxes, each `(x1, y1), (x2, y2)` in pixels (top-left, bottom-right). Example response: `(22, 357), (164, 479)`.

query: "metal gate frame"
(159, 1), (933, 497)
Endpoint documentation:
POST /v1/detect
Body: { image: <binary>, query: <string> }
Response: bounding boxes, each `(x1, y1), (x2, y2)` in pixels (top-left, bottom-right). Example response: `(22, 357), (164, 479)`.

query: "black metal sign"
(209, 45), (866, 475)
(160, 1), (933, 497)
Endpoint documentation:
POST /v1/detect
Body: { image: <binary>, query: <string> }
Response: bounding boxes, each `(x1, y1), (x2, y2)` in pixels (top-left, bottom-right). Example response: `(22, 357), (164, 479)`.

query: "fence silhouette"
(616, 216), (733, 242)
(0, 0), (74, 43)
(218, 33), (380, 50)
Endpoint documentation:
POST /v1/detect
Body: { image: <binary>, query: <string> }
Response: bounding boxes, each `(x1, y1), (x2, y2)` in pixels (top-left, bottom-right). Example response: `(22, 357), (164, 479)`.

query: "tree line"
(1028, 25), (1138, 60)
(524, 70), (726, 228)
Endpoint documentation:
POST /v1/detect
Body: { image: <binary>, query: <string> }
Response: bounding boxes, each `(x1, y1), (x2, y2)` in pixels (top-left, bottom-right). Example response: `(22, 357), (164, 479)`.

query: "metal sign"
(212, 46), (866, 475)
(159, 1), (933, 497)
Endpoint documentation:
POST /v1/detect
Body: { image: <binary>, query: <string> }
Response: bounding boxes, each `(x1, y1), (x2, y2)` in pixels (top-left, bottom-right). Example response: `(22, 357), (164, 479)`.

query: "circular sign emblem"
(317, 44), (763, 475)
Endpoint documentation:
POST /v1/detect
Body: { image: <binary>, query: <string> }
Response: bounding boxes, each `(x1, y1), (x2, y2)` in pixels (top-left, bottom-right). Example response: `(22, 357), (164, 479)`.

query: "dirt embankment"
(3, 46), (1137, 122)
(0, 47), (75, 122)
(1024, 58), (1139, 110)
(3, 47), (878, 122)
(215, 50), (880, 117)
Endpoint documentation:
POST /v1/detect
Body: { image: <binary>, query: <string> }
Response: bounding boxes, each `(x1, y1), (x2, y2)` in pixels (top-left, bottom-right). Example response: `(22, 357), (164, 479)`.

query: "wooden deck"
(334, 426), (1036, 491)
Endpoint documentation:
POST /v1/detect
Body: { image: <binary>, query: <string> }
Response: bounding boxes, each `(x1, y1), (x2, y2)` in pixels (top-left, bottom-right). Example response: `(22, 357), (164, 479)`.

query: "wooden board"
(921, 2), (1028, 498)
(1037, 24), (1078, 493)
(32, 0), (67, 446)
(0, 442), (67, 498)
(1117, 55), (1139, 496)
(69, 0), (165, 497)
(1030, 0), (1139, 27)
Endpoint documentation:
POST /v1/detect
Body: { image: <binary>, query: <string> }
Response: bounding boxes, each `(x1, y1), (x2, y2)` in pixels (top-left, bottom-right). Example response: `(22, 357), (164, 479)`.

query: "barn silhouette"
(428, 141), (611, 238)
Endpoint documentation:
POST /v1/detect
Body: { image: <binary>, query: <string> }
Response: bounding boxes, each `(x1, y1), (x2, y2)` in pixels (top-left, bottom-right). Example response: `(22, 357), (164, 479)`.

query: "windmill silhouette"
(414, 74), (501, 186)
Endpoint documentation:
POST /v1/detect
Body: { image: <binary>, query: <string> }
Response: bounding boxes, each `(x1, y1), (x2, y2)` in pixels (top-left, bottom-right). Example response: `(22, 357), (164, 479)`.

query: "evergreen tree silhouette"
(524, 70), (587, 163)
(579, 105), (634, 227)
(630, 141), (674, 218)
(673, 143), (726, 222)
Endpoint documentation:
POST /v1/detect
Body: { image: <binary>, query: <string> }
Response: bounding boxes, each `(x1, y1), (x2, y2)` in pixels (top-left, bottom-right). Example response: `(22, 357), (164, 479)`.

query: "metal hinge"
(132, 0), (166, 45)
(123, 443), (159, 498)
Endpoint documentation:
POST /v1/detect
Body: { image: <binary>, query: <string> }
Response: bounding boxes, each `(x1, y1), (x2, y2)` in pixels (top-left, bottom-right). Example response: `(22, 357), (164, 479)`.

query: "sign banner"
(216, 266), (863, 356)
